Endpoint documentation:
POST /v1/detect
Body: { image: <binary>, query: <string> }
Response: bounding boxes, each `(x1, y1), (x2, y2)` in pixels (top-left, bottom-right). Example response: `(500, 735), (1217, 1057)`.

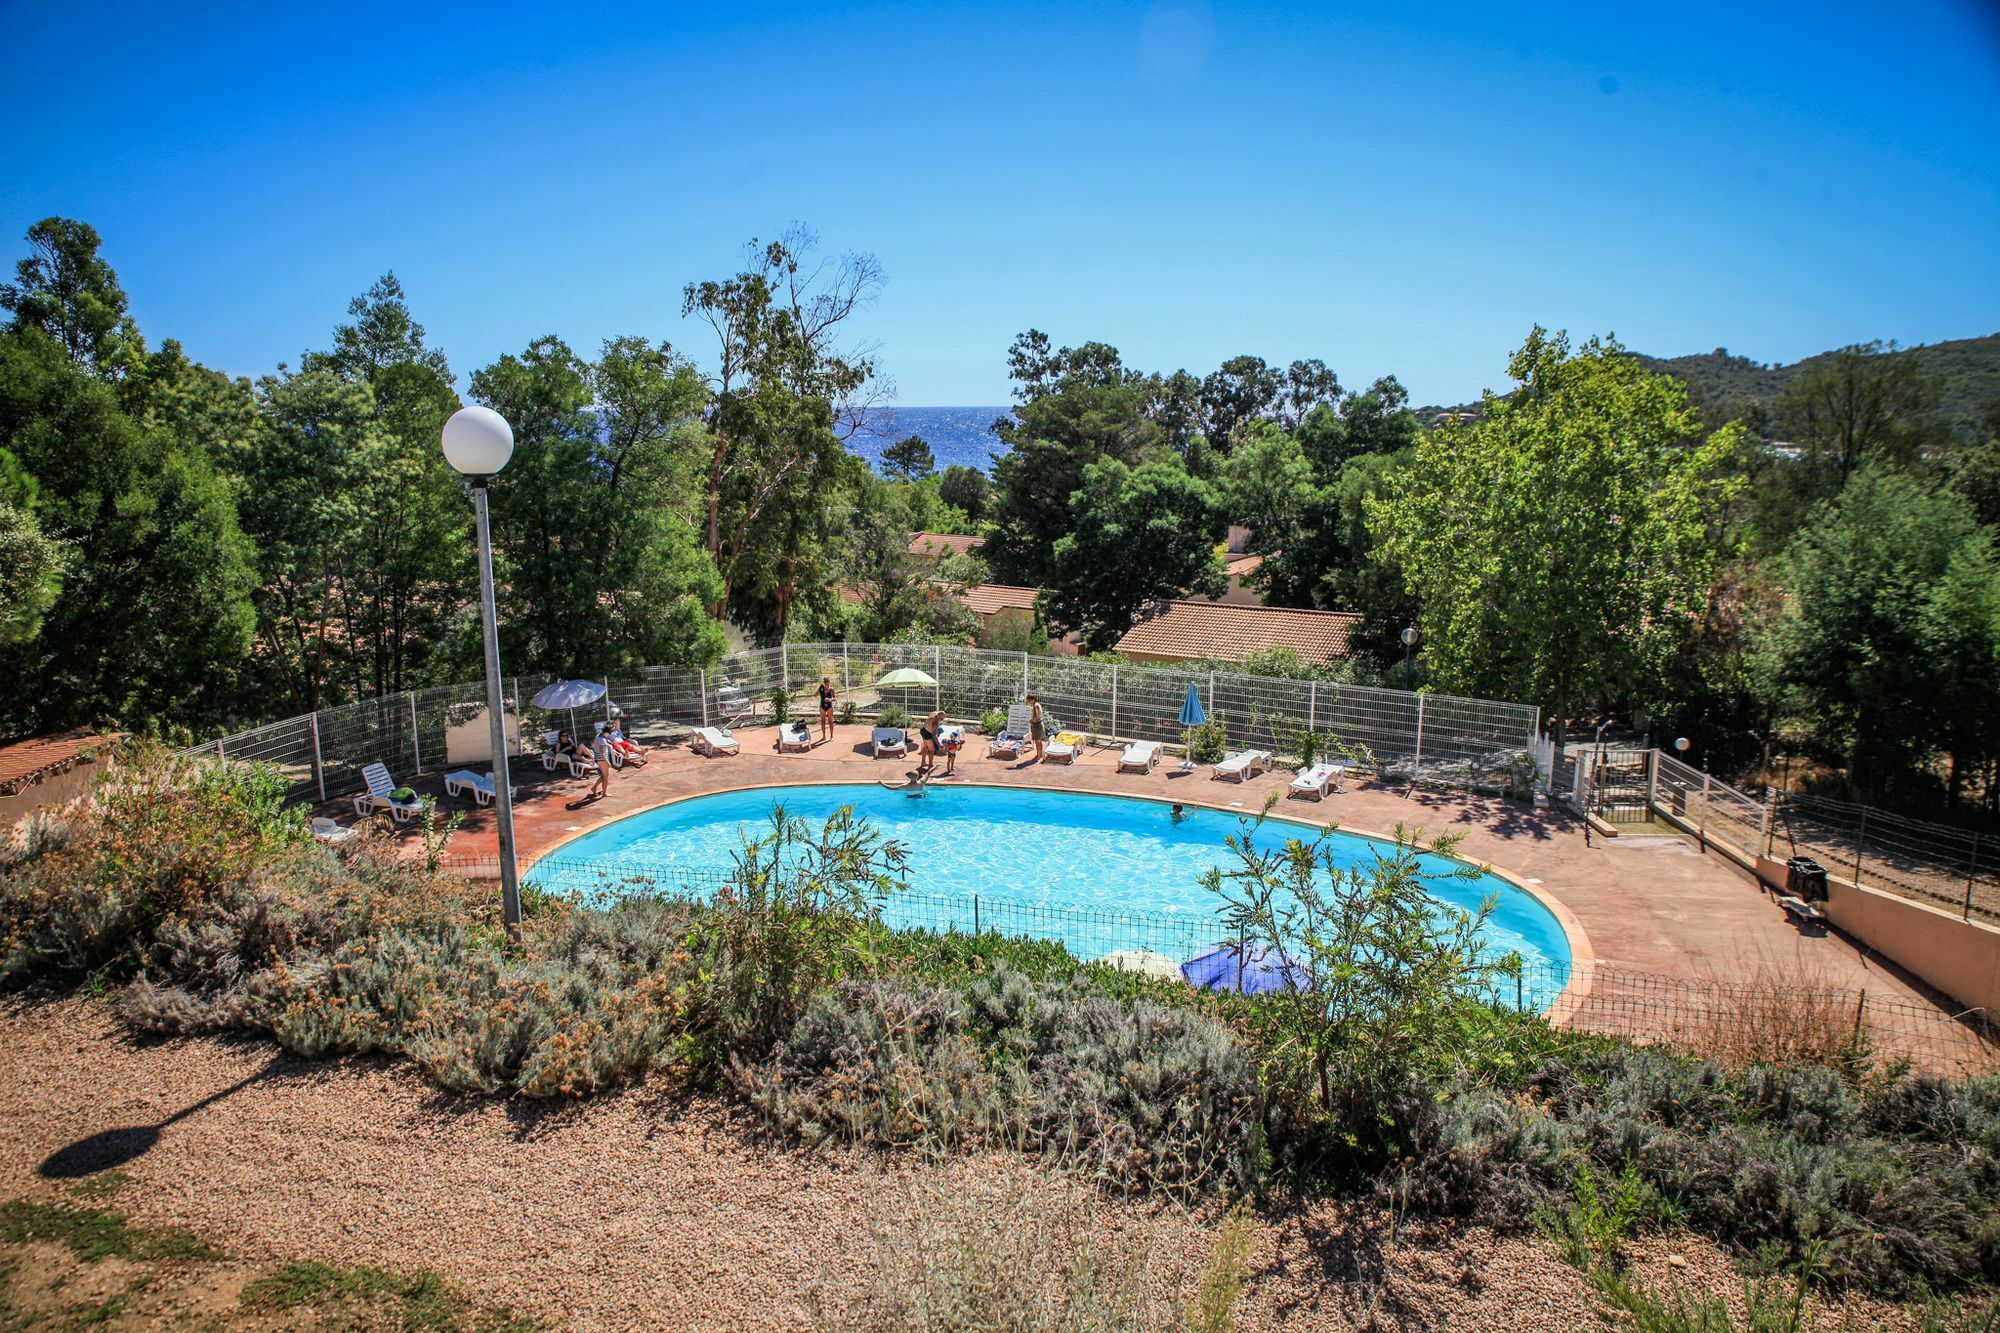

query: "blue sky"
(3, 1), (1997, 406)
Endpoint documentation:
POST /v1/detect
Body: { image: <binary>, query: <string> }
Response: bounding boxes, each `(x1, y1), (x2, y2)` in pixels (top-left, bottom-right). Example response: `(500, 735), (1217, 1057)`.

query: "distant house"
(1113, 601), (1360, 668)
(908, 532), (986, 562)
(1206, 525), (1267, 606)
(955, 583), (1039, 639)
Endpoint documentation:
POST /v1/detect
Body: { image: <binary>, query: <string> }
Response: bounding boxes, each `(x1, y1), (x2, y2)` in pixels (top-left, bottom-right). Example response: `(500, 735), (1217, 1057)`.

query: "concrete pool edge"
(520, 775), (1598, 1018)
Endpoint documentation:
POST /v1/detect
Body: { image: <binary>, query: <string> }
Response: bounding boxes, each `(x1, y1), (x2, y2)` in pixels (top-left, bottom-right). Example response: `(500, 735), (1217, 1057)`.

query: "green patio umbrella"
(875, 667), (938, 688)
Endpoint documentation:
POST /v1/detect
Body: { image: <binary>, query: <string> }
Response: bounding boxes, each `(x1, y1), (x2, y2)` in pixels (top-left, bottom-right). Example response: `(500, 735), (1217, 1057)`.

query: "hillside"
(1640, 333), (2000, 440)
(1421, 333), (2000, 441)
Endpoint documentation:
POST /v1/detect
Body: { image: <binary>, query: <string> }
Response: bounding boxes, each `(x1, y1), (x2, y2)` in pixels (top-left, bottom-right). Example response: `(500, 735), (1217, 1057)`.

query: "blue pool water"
(535, 783), (1573, 1008)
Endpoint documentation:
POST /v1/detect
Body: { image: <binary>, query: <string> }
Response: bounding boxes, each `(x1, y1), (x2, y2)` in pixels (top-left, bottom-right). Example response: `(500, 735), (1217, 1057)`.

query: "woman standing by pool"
(917, 708), (945, 778)
(1027, 694), (1045, 763)
(817, 676), (837, 742)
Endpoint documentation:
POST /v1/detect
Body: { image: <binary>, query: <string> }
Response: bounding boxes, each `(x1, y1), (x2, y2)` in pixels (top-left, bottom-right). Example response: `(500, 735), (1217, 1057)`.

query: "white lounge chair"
(988, 702), (1035, 758)
(310, 816), (357, 844)
(1045, 730), (1083, 765)
(777, 721), (813, 753)
(692, 726), (739, 757)
(872, 726), (908, 758)
(352, 762), (424, 822)
(1289, 762), (1339, 801)
(443, 769), (517, 806)
(1213, 749), (1272, 783)
(540, 729), (598, 776)
(1118, 740), (1162, 774)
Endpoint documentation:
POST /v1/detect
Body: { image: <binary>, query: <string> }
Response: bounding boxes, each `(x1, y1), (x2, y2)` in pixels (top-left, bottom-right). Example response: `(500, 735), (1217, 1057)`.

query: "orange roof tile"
(0, 729), (120, 798)
(1113, 601), (1360, 666)
(955, 584), (1039, 616)
(908, 532), (986, 560)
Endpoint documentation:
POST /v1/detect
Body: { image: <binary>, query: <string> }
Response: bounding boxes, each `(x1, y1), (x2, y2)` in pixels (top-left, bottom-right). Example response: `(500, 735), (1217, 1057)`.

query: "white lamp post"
(442, 405), (523, 935)
(1400, 625), (1419, 690)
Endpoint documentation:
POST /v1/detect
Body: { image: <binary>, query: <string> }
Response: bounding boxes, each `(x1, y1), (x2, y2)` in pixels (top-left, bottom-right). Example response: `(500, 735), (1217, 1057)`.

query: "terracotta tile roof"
(955, 584), (1039, 616)
(0, 729), (120, 798)
(1223, 552), (1264, 578)
(1113, 601), (1360, 666)
(908, 532), (986, 560)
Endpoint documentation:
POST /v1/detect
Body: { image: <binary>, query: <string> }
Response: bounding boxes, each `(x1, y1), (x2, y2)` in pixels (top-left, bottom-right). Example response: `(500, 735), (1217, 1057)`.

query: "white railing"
(186, 643), (1543, 805)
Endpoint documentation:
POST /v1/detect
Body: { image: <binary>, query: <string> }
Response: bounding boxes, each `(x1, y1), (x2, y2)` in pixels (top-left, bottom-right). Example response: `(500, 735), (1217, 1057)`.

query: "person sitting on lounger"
(606, 720), (646, 766)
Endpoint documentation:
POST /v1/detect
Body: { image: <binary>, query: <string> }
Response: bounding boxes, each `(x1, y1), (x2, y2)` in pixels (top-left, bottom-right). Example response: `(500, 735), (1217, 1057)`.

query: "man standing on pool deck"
(1027, 694), (1046, 763)
(817, 676), (837, 743)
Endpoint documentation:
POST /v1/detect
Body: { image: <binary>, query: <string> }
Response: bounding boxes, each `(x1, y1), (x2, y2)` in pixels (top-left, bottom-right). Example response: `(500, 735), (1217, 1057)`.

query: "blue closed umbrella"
(1181, 941), (1312, 995)
(1177, 682), (1206, 727)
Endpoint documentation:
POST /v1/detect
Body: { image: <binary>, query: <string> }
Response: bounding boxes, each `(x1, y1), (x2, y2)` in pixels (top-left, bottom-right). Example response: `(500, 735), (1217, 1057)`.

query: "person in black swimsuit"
(917, 709), (944, 777)
(817, 676), (837, 742)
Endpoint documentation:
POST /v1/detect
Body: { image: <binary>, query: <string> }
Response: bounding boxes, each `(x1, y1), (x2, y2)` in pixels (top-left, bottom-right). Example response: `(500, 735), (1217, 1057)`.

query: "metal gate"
(1582, 747), (1653, 820)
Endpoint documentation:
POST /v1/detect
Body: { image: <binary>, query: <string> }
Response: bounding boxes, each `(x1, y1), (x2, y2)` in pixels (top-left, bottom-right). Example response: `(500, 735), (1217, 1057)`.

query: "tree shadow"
(37, 1053), (290, 1180)
(1395, 784), (1563, 843)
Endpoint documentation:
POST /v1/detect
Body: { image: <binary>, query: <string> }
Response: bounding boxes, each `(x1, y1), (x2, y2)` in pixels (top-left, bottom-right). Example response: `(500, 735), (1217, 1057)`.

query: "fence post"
(1515, 970), (1524, 1013)
(1851, 988), (1868, 1053)
(215, 737), (225, 765)
(935, 644), (942, 712)
(409, 693), (422, 774)
(700, 668), (709, 728)
(310, 712), (326, 803)
(1207, 670), (1215, 714)
(1412, 693), (1426, 781)
(1853, 808), (1868, 887)
(782, 644), (790, 694)
(1308, 679), (1317, 733)
(1646, 749), (1658, 814)
(1965, 833), (1980, 921)
(1110, 663), (1119, 741)
(843, 643), (851, 692)
(1699, 771), (1711, 851)
(1762, 789), (1775, 857)
(1021, 651), (1029, 699)
(973, 894), (980, 937)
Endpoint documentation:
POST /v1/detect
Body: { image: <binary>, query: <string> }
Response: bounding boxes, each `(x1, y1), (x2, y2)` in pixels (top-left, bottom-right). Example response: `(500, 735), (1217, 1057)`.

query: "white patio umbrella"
(531, 678), (608, 740)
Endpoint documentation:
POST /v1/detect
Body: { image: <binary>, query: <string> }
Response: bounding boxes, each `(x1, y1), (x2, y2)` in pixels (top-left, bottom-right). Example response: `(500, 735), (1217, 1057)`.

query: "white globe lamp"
(441, 405), (515, 478)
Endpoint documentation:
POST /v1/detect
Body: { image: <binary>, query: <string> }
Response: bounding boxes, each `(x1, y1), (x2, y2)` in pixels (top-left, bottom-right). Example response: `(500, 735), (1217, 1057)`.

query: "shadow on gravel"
(37, 1056), (286, 1180)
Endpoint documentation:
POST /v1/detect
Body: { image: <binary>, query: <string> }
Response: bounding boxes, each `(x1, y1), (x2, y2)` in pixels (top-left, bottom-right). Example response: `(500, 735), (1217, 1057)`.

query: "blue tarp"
(1180, 941), (1313, 995)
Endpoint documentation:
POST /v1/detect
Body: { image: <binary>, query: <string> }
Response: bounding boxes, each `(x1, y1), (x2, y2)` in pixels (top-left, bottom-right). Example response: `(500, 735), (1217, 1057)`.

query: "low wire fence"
(186, 643), (1543, 807)
(438, 850), (1999, 1079)
(1568, 747), (1999, 926)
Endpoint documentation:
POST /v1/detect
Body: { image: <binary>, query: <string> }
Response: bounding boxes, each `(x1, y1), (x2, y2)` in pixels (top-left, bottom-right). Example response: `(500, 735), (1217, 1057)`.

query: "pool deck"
(343, 723), (1957, 1009)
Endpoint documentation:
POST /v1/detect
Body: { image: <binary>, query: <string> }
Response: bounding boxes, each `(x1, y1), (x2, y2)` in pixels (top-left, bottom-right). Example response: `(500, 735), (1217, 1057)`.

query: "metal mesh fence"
(437, 851), (1999, 1078)
(1764, 791), (1998, 924)
(185, 643), (1543, 804)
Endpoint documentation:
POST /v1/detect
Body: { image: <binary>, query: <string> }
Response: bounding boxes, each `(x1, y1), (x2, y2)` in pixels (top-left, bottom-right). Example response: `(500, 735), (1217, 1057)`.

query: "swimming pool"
(534, 783), (1575, 1007)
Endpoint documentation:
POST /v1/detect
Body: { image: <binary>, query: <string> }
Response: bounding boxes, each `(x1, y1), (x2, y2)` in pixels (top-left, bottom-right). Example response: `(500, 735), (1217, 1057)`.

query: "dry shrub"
(1662, 958), (1868, 1073)
(814, 1166), (1178, 1332)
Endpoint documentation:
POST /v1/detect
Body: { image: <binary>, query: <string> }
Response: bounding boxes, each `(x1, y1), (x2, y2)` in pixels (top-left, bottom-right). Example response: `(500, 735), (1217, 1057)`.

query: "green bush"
(837, 700), (860, 725)
(879, 703), (912, 728)
(1183, 717), (1228, 765)
(980, 708), (1008, 735)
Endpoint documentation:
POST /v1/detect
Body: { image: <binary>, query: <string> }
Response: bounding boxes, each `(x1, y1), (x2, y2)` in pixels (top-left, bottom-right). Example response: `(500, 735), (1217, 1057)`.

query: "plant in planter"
(1183, 717), (1228, 765)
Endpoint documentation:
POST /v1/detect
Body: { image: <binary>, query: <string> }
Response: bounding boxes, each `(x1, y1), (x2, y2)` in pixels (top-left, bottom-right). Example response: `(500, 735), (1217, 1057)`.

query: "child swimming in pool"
(1170, 803), (1188, 824)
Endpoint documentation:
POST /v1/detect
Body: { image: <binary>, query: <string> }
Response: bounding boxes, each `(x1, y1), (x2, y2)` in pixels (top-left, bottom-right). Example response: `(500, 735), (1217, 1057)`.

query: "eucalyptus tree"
(1371, 329), (1742, 749)
(682, 230), (884, 624)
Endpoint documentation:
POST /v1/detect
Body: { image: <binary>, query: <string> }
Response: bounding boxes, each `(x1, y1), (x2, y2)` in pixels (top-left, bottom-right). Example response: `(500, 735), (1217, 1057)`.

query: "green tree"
(0, 495), (63, 645)
(473, 336), (725, 674)
(1778, 343), (1940, 495)
(935, 463), (989, 521)
(1371, 329), (1741, 749)
(879, 434), (935, 481)
(682, 230), (883, 627)
(0, 218), (140, 374)
(986, 332), (1164, 585)
(0, 222), (256, 732)
(1756, 467), (2000, 801)
(1045, 456), (1223, 650)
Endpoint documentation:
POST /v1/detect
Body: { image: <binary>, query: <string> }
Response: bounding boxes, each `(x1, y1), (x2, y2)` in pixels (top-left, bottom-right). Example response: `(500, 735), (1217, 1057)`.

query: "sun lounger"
(541, 729), (598, 777)
(713, 683), (753, 726)
(988, 702), (1035, 758)
(352, 761), (425, 821)
(443, 769), (516, 806)
(1213, 749), (1272, 783)
(1289, 762), (1339, 800)
(872, 726), (908, 758)
(1778, 895), (1828, 928)
(1118, 740), (1162, 773)
(778, 721), (813, 753)
(692, 726), (739, 757)
(310, 816), (357, 844)
(1045, 730), (1085, 765)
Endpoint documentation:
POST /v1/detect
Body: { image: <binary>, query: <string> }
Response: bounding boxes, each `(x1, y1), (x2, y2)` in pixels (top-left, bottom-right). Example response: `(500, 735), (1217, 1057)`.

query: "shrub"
(770, 686), (791, 725)
(980, 708), (1007, 735)
(837, 700), (860, 725)
(879, 704), (911, 729)
(1183, 717), (1228, 765)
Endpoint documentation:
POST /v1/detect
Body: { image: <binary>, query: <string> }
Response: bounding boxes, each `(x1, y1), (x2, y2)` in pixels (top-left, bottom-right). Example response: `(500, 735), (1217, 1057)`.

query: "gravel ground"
(0, 996), (1934, 1331)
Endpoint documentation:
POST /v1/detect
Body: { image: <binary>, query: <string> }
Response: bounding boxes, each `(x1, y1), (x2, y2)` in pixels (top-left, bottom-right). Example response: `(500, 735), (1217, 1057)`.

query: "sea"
(847, 405), (1013, 475)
